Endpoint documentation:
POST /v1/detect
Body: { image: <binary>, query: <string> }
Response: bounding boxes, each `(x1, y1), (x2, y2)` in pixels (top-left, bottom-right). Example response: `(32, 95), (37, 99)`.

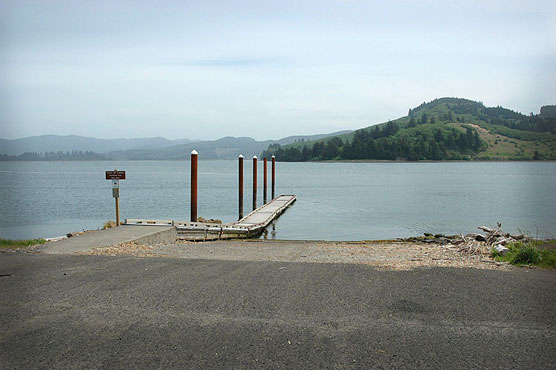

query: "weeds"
(492, 241), (556, 269)
(0, 238), (47, 249)
(103, 221), (116, 229)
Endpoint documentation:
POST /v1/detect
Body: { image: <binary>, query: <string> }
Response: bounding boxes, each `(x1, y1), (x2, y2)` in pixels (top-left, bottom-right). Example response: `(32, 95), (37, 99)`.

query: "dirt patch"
(309, 241), (509, 271)
(83, 242), (169, 258)
(82, 239), (511, 271)
(449, 122), (551, 159)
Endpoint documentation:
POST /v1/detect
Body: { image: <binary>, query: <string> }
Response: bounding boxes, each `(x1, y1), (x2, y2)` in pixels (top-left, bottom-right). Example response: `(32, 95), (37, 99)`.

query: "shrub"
(493, 241), (556, 268)
(511, 244), (541, 265)
(103, 220), (116, 229)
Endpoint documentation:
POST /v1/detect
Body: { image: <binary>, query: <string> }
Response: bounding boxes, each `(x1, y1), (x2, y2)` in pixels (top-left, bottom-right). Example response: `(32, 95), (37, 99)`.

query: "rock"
(424, 233), (433, 237)
(466, 233), (486, 242)
(434, 234), (445, 238)
(494, 245), (509, 256)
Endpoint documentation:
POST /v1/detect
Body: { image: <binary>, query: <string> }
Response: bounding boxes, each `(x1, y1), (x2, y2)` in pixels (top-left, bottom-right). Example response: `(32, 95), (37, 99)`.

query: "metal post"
(238, 154), (244, 220)
(191, 150), (198, 222)
(263, 157), (268, 204)
(271, 155), (276, 200)
(252, 156), (257, 211)
(107, 168), (124, 227)
(115, 195), (120, 226)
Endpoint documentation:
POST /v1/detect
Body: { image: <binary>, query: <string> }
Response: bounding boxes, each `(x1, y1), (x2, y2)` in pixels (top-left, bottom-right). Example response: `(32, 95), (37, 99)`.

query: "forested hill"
(262, 98), (556, 161)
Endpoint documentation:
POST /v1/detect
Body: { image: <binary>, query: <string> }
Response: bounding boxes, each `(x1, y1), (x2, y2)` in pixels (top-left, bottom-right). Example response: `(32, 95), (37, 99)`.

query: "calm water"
(0, 160), (555, 240)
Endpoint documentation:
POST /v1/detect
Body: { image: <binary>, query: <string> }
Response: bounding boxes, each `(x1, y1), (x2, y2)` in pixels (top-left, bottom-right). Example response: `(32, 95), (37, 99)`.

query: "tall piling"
(252, 156), (257, 211)
(190, 150), (198, 222)
(263, 157), (268, 204)
(271, 155), (276, 200)
(238, 154), (244, 220)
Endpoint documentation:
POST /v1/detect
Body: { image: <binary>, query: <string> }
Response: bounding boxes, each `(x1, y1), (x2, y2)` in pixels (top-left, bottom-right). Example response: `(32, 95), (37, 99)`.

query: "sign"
(106, 169), (124, 226)
(105, 170), (126, 180)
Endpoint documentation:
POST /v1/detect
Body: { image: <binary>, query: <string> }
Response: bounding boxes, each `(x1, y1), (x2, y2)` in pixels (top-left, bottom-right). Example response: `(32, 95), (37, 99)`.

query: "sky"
(1, 0), (555, 141)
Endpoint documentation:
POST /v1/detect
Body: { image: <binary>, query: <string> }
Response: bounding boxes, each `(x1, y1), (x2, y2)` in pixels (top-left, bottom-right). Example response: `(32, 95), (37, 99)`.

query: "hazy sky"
(1, 0), (555, 140)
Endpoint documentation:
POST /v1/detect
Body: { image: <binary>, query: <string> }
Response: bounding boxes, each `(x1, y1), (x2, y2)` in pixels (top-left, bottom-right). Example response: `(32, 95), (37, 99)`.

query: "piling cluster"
(189, 151), (276, 222)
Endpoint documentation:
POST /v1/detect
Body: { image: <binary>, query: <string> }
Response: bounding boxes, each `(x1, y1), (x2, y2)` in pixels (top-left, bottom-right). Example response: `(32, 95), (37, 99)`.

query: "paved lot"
(1, 253), (555, 369)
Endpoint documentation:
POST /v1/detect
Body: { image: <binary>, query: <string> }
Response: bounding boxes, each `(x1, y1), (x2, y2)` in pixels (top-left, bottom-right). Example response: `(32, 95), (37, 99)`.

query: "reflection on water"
(0, 160), (555, 240)
(262, 222), (277, 240)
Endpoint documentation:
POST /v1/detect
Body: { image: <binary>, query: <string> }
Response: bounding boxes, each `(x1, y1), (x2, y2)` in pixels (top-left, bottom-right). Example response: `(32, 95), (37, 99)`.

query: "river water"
(0, 160), (554, 240)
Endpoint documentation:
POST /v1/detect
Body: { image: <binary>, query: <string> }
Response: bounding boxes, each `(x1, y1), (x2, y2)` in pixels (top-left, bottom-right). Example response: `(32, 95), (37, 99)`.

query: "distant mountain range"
(0, 135), (195, 156)
(4, 98), (555, 162)
(0, 131), (353, 160)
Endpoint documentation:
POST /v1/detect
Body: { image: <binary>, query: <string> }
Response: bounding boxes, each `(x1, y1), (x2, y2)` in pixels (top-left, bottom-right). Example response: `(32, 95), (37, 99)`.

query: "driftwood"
(402, 223), (530, 257)
(455, 223), (531, 256)
(477, 226), (494, 233)
(477, 223), (529, 246)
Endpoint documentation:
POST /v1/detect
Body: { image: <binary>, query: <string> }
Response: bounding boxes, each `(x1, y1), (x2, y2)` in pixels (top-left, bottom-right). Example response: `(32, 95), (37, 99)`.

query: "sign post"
(105, 169), (126, 226)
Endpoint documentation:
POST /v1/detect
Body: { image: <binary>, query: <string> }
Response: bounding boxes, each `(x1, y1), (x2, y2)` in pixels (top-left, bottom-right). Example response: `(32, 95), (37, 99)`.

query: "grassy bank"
(0, 238), (47, 250)
(492, 240), (556, 269)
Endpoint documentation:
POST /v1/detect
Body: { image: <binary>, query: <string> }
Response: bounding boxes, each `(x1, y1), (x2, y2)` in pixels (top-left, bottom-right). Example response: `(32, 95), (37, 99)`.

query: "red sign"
(105, 170), (126, 180)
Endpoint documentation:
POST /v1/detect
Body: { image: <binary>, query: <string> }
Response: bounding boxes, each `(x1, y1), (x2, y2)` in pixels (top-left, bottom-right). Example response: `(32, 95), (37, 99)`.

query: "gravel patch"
(82, 239), (512, 271)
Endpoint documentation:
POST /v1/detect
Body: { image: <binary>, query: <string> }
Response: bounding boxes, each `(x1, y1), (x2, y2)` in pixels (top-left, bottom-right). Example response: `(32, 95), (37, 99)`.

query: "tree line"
(409, 98), (556, 133)
(262, 124), (483, 162)
(0, 150), (107, 161)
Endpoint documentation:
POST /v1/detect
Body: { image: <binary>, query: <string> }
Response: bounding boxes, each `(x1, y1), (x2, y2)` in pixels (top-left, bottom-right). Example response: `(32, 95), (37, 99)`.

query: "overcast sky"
(1, 0), (555, 140)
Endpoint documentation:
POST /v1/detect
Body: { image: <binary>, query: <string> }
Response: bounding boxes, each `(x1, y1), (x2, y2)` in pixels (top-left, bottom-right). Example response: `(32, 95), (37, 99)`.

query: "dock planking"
(126, 195), (296, 241)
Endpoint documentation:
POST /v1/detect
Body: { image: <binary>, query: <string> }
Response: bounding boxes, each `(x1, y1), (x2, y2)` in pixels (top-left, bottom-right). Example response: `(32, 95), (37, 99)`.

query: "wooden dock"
(125, 195), (296, 241)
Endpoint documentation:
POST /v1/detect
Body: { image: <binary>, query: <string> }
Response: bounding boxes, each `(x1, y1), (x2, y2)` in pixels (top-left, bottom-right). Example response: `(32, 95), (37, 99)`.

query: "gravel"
(82, 239), (512, 271)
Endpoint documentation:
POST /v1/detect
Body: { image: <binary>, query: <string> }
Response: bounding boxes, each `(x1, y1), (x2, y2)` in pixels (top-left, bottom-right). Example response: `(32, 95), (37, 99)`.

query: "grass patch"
(491, 241), (556, 269)
(103, 220), (124, 229)
(0, 238), (47, 249)
(103, 220), (117, 229)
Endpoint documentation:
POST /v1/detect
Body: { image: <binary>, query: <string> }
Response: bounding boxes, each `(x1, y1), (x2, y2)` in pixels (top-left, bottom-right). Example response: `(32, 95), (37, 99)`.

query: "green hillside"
(262, 98), (556, 161)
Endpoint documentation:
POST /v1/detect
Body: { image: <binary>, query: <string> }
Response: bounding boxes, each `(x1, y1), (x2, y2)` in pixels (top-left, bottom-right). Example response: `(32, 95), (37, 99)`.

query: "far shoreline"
(315, 159), (556, 163)
(1, 159), (555, 163)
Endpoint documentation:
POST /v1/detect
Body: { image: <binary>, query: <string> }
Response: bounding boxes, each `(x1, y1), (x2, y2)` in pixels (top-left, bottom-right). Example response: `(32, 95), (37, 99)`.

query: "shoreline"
(5, 229), (511, 271)
(1, 158), (556, 163)
(312, 159), (556, 163)
(71, 238), (513, 271)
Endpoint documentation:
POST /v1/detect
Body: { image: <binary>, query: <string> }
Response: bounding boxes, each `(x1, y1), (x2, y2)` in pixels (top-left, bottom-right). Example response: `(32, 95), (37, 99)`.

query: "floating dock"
(126, 195), (296, 241)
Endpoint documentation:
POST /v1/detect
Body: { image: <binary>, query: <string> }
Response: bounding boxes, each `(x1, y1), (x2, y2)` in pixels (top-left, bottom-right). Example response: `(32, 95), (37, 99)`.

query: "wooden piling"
(252, 156), (257, 211)
(271, 155), (276, 200)
(190, 150), (198, 222)
(263, 157), (268, 204)
(238, 154), (244, 220)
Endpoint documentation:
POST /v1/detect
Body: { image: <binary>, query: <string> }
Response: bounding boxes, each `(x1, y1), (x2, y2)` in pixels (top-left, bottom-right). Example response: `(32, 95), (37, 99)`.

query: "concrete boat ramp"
(42, 195), (296, 254)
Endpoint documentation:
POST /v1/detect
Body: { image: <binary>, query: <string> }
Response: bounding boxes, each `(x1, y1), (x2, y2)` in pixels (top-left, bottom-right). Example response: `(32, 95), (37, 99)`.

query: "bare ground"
(83, 239), (512, 271)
